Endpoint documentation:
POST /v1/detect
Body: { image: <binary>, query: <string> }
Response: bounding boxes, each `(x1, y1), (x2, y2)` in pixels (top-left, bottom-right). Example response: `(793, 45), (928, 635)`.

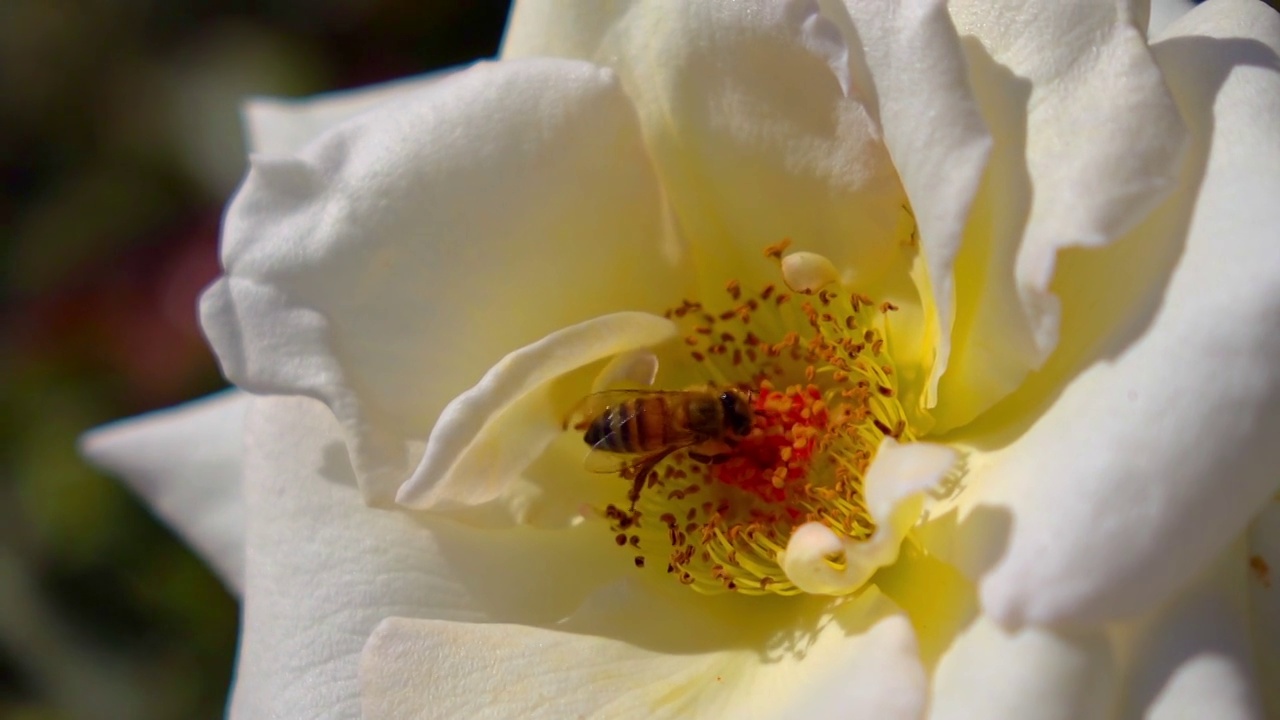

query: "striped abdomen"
(584, 396), (687, 453)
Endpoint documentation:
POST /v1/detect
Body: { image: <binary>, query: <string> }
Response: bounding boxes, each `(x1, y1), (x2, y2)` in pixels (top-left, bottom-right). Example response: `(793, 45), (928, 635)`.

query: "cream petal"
(928, 0), (1190, 431)
(242, 72), (451, 155)
(835, 0), (994, 411)
(397, 312), (675, 512)
(929, 617), (1118, 720)
(201, 57), (688, 505)
(1248, 501), (1280, 716)
(1120, 539), (1263, 719)
(591, 348), (660, 392)
(1149, 0), (1197, 40)
(782, 439), (956, 595)
(505, 0), (909, 296)
(79, 391), (247, 594)
(360, 590), (926, 720)
(230, 395), (628, 719)
(932, 0), (1280, 626)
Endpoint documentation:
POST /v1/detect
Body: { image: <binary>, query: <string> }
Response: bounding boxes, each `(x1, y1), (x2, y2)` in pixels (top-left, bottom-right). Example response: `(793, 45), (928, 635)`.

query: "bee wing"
(583, 444), (646, 474)
(584, 441), (686, 479)
(568, 389), (698, 475)
(562, 389), (693, 431)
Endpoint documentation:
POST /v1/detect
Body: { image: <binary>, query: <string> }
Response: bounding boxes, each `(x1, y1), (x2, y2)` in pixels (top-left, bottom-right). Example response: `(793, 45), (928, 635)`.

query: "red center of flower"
(712, 381), (829, 504)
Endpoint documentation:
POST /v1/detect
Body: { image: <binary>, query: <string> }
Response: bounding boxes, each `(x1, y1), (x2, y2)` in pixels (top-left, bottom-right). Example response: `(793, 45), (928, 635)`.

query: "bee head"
(719, 391), (754, 437)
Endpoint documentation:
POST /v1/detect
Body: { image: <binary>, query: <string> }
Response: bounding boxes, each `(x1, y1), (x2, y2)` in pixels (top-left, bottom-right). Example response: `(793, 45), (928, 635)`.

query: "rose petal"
(397, 312), (676, 513)
(79, 390), (247, 594)
(929, 617), (1117, 720)
(1149, 0), (1197, 40)
(504, 0), (910, 297)
(1120, 539), (1263, 719)
(361, 590), (925, 719)
(242, 72), (451, 155)
(201, 57), (688, 505)
(834, 0), (994, 412)
(931, 0), (1280, 626)
(782, 439), (956, 595)
(924, 0), (1190, 431)
(230, 395), (628, 718)
(949, 0), (1189, 328)
(1247, 500), (1280, 716)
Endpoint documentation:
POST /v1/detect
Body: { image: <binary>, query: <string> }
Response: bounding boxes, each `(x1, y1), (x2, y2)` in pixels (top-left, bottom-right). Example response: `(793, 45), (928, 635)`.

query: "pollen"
(597, 246), (917, 596)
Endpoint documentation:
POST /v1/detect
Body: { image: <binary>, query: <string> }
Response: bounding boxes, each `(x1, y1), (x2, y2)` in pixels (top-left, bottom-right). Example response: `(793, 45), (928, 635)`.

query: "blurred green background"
(0, 2), (509, 718)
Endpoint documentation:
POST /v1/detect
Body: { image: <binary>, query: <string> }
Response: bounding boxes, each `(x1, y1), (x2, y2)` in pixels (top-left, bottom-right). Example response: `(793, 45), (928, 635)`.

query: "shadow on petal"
(876, 530), (988, 669)
(950, 35), (1280, 454)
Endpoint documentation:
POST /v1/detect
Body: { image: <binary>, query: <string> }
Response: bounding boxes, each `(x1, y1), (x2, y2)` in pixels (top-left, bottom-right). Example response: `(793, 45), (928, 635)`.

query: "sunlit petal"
(201, 58), (687, 504)
(80, 390), (247, 594)
(928, 0), (1280, 626)
(242, 72), (452, 155)
(230, 395), (626, 718)
(836, 0), (993, 411)
(361, 590), (925, 719)
(926, 0), (1190, 431)
(397, 312), (676, 514)
(505, 0), (909, 296)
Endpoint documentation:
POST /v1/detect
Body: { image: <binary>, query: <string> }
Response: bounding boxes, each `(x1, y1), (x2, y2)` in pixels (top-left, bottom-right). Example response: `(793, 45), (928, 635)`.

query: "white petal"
(1148, 0), (1197, 40)
(361, 590), (926, 720)
(79, 391), (247, 594)
(201, 57), (687, 505)
(397, 312), (676, 512)
(782, 439), (956, 595)
(591, 348), (660, 392)
(505, 0), (910, 297)
(934, 0), (1280, 626)
(924, 0), (1189, 432)
(1120, 539), (1263, 719)
(836, 0), (994, 411)
(230, 395), (627, 719)
(1247, 500), (1280, 716)
(243, 72), (450, 155)
(929, 617), (1118, 720)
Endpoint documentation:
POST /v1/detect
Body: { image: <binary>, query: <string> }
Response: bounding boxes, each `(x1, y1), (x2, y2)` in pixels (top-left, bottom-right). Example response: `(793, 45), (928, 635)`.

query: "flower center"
(592, 242), (917, 596)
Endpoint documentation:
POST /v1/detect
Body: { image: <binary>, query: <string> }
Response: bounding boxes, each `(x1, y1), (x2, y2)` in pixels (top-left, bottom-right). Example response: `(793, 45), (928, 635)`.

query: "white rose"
(84, 0), (1280, 717)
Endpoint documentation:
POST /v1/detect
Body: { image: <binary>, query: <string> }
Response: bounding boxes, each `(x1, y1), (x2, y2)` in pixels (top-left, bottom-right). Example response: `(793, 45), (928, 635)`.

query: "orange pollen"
(594, 246), (915, 596)
(713, 382), (829, 504)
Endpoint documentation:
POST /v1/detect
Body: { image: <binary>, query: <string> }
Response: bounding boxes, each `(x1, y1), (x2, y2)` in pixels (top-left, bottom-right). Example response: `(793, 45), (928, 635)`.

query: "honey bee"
(566, 388), (754, 508)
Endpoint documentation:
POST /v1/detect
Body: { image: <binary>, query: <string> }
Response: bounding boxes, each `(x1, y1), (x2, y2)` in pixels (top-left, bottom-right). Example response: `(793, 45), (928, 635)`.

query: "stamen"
(592, 248), (919, 596)
(781, 252), (840, 294)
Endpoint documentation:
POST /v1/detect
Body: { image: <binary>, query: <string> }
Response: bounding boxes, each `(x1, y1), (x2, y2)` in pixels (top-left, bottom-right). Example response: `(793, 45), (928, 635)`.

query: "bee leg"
(626, 447), (678, 510)
(627, 470), (647, 510)
(688, 451), (733, 465)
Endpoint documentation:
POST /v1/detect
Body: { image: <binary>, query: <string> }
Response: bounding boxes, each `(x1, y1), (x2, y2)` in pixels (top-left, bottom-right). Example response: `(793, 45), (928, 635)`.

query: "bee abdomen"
(584, 413), (612, 449)
(586, 406), (631, 452)
(584, 399), (669, 453)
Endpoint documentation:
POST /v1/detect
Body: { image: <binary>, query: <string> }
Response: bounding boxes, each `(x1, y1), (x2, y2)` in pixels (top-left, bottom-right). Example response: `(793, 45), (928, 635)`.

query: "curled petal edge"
(397, 312), (677, 511)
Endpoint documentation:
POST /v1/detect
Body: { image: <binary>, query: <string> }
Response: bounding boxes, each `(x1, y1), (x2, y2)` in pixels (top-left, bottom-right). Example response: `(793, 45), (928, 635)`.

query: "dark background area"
(0, 2), (509, 718)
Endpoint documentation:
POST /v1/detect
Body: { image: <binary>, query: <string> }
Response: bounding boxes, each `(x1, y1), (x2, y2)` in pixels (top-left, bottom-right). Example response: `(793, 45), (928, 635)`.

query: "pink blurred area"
(11, 212), (220, 407)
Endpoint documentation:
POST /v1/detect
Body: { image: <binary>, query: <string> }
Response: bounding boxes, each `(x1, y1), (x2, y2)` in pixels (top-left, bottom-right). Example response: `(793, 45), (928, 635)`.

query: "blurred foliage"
(0, 1), (509, 718)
